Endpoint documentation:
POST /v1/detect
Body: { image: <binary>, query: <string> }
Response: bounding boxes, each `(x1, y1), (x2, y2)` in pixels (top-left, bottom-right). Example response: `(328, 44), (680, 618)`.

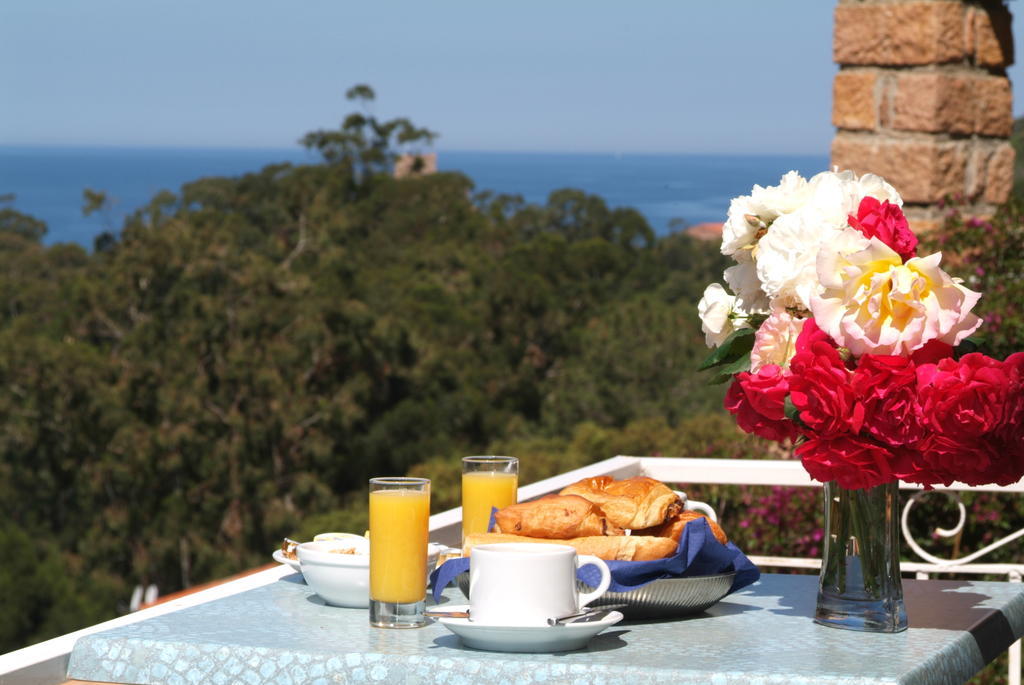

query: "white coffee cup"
(468, 543), (613, 626)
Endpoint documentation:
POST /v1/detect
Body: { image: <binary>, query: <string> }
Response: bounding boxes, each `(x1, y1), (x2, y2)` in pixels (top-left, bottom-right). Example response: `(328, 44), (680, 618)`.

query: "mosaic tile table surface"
(67, 572), (1024, 685)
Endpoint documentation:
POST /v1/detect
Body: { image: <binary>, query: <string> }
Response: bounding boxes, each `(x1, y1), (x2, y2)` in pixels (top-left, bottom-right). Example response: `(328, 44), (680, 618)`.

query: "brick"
(973, 1), (1014, 67)
(983, 142), (1015, 204)
(974, 76), (1013, 137)
(831, 134), (967, 204)
(965, 144), (992, 199)
(885, 73), (1012, 138)
(963, 6), (975, 59)
(878, 76), (894, 129)
(835, 2), (966, 66)
(890, 73), (974, 135)
(833, 70), (878, 130)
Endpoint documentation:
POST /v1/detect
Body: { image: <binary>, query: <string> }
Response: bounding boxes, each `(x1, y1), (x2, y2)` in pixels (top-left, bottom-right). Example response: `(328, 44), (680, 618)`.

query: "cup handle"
(576, 554), (612, 608)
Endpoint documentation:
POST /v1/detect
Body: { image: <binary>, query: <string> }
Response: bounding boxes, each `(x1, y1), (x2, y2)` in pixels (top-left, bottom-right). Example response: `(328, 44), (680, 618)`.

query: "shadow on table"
(279, 573), (306, 585)
(903, 580), (1017, 664)
(430, 629), (630, 654)
(719, 577), (811, 620)
(719, 576), (1017, 663)
(620, 600), (765, 625)
(428, 594), (461, 607)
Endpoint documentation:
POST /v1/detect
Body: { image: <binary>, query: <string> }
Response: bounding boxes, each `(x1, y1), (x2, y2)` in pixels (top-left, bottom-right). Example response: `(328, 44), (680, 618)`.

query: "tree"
(0, 194), (47, 244)
(0, 86), (736, 650)
(300, 84), (438, 197)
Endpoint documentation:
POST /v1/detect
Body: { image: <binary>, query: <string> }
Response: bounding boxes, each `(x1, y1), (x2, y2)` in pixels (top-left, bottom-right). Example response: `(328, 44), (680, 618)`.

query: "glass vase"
(814, 480), (908, 633)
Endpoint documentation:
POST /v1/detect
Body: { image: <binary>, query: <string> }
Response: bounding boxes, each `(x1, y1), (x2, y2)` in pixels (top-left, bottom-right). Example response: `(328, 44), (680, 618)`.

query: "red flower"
(794, 317), (832, 356)
(909, 339), (954, 365)
(989, 434), (1024, 486)
(851, 354), (925, 446)
(797, 435), (896, 490)
(889, 446), (945, 487)
(913, 433), (1014, 487)
(848, 196), (918, 262)
(724, 365), (797, 442)
(789, 340), (864, 438)
(999, 352), (1024, 445)
(917, 353), (1011, 438)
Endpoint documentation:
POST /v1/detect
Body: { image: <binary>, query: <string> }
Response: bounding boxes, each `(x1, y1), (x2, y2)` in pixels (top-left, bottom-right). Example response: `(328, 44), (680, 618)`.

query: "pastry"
(463, 532), (678, 561)
(560, 476), (682, 530)
(494, 494), (624, 538)
(635, 510), (729, 545)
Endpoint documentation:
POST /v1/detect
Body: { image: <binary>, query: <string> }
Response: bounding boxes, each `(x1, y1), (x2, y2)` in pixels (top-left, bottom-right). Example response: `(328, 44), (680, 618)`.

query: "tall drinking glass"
(368, 477), (430, 628)
(461, 456), (518, 542)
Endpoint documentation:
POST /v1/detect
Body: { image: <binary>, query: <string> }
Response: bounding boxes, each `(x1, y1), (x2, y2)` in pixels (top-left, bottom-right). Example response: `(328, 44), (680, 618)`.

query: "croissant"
(494, 494), (624, 538)
(560, 476), (682, 530)
(463, 532), (678, 562)
(635, 510), (729, 545)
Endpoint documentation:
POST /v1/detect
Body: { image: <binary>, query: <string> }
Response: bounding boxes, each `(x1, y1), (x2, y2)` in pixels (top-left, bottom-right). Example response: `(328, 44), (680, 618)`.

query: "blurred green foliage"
(921, 196), (1024, 361)
(0, 87), (740, 651)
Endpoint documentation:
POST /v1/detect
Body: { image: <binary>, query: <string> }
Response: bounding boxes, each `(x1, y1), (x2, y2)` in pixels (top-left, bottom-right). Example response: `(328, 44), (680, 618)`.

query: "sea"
(0, 146), (829, 247)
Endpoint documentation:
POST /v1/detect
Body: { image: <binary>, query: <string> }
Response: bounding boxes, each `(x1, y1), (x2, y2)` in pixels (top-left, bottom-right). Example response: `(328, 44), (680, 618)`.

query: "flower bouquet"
(697, 170), (1024, 632)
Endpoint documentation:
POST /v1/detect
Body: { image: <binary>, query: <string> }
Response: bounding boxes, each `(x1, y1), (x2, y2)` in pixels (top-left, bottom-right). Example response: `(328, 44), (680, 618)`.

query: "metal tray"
(456, 571), (735, 620)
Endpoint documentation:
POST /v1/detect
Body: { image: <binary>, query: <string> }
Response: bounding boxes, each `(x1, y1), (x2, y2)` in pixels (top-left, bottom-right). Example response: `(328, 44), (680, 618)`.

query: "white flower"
(855, 172), (902, 207)
(751, 170), (812, 215)
(755, 208), (844, 310)
(698, 283), (742, 348)
(750, 308), (806, 372)
(724, 258), (770, 314)
(711, 168), (908, 347)
(805, 170), (903, 227)
(720, 171), (811, 257)
(721, 195), (769, 257)
(755, 210), (872, 312)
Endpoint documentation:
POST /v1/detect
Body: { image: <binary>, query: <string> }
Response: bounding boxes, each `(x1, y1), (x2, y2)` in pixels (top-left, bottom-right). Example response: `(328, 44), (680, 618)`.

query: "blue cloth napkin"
(430, 516), (760, 603)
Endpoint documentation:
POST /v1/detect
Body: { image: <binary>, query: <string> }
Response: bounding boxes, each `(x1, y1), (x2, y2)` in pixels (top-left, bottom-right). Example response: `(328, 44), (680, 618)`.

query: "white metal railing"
(428, 456), (1024, 580)
(2, 455), (1021, 685)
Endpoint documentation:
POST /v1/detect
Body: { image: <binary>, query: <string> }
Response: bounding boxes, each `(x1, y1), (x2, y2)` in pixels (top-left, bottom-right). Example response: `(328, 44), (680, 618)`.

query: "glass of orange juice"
(368, 476), (430, 628)
(461, 456), (518, 542)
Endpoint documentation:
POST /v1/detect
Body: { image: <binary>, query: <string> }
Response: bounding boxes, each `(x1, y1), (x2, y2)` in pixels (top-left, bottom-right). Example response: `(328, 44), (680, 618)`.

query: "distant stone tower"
(831, 0), (1014, 230)
(393, 153), (438, 179)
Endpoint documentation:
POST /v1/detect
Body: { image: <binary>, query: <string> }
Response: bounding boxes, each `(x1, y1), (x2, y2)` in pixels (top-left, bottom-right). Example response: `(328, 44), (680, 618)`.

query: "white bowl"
(297, 541), (370, 608)
(296, 541), (444, 608)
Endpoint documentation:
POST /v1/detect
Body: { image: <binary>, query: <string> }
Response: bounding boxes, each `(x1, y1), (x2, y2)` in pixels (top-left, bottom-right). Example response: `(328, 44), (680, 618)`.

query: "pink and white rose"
(811, 238), (982, 357)
(750, 308), (805, 371)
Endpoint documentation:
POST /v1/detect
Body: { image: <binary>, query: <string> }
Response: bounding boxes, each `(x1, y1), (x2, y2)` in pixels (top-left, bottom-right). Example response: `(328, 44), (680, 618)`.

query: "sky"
(2, 1), (1023, 155)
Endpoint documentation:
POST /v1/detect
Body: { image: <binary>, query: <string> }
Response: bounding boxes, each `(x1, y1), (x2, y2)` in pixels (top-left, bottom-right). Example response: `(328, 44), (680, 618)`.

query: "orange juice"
(369, 488), (430, 603)
(461, 471), (518, 539)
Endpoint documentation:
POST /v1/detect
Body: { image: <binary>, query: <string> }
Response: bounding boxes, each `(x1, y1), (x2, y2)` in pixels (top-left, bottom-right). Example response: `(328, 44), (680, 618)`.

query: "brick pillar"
(831, 0), (1015, 231)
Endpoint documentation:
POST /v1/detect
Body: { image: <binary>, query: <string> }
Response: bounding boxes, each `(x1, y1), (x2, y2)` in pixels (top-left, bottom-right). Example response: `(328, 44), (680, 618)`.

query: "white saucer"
(437, 605), (623, 653)
(272, 549), (302, 573)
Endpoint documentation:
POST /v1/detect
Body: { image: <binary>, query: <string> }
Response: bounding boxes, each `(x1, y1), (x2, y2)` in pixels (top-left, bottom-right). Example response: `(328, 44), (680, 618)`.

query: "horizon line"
(0, 142), (830, 158)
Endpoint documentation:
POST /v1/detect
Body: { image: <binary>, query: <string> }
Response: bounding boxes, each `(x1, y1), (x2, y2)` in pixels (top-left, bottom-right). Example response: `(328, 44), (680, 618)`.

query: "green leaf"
(717, 354), (751, 377)
(698, 327), (755, 371)
(707, 371), (735, 385)
(782, 396), (809, 430)
(784, 396), (801, 422)
(954, 336), (984, 359)
(746, 313), (768, 330)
